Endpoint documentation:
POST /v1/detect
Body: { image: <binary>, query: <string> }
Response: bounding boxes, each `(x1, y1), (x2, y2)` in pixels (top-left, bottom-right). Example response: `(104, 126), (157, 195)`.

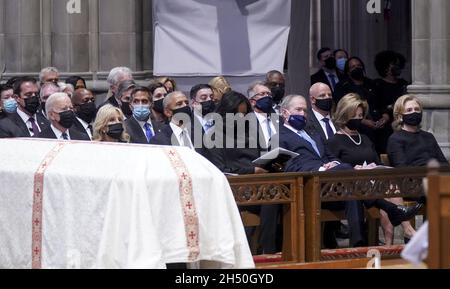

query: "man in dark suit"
(125, 86), (162, 144)
(35, 93), (90, 141)
(4, 77), (50, 137)
(246, 81), (283, 254)
(305, 82), (337, 142)
(278, 94), (366, 248)
(311, 47), (346, 92)
(247, 81), (281, 153)
(150, 91), (195, 149)
(72, 88), (97, 140)
(101, 67), (133, 109)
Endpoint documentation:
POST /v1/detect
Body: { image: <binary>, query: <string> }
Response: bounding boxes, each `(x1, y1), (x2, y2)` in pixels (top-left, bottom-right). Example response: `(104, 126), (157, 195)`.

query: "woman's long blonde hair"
(392, 94), (423, 131)
(93, 104), (130, 142)
(333, 93), (368, 129)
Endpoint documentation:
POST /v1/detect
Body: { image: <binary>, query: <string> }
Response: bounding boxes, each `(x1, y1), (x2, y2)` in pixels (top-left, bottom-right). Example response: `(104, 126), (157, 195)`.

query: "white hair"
(39, 67), (59, 83)
(107, 67), (133, 86)
(280, 95), (307, 111)
(39, 82), (61, 101)
(58, 82), (74, 93)
(163, 91), (185, 110)
(45, 92), (70, 114)
(247, 80), (268, 99)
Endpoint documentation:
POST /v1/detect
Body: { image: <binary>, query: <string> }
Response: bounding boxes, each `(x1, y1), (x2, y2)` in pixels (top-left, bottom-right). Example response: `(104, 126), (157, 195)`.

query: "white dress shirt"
(255, 112), (276, 148)
(76, 117), (93, 140)
(169, 122), (194, 149)
(50, 124), (71, 140)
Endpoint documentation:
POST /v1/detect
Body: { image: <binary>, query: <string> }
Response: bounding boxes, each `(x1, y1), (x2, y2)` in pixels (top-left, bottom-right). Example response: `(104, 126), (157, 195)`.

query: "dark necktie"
(329, 74), (337, 91)
(266, 117), (272, 138)
(87, 124), (93, 135)
(28, 117), (40, 136)
(61, 132), (69, 140)
(144, 123), (154, 143)
(322, 117), (334, 140)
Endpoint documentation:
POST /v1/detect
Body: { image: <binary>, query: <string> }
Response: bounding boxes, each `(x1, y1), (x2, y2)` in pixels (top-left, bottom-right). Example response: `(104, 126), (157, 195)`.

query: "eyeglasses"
(252, 92), (272, 99)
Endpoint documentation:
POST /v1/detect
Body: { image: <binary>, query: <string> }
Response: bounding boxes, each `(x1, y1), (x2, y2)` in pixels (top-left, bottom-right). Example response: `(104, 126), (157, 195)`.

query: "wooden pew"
(303, 167), (431, 262)
(227, 173), (304, 263)
(427, 167), (450, 269)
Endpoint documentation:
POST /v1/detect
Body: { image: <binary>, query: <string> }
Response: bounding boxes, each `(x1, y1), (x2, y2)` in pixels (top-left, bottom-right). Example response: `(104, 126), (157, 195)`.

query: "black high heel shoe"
(387, 203), (424, 227)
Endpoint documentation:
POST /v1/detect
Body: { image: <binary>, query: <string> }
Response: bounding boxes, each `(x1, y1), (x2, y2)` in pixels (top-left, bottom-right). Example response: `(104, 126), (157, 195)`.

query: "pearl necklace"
(341, 130), (362, 146)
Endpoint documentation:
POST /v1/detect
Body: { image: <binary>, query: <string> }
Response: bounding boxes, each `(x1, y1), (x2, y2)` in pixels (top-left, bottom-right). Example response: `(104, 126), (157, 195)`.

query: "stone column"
(1, 0), (42, 73)
(309, 0), (321, 73)
(409, 0), (450, 159)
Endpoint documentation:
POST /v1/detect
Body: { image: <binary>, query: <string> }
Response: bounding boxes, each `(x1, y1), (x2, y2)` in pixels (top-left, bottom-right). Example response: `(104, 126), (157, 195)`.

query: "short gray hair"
(163, 91), (185, 110)
(247, 80), (268, 99)
(40, 82), (61, 101)
(107, 67), (133, 86)
(45, 92), (70, 114)
(280, 94), (307, 112)
(116, 80), (136, 99)
(39, 67), (59, 83)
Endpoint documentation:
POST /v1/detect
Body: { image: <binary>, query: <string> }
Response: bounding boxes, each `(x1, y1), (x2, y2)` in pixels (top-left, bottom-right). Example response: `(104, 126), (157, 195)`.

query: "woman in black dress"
(373, 51), (409, 154)
(387, 95), (448, 167)
(328, 93), (419, 245)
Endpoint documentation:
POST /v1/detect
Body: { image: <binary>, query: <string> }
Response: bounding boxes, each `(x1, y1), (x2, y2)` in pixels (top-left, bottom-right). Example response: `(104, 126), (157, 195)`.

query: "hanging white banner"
(153, 0), (291, 76)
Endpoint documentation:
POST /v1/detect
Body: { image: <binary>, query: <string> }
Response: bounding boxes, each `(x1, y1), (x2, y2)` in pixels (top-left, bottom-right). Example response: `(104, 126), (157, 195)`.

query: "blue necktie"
(322, 117), (334, 140)
(329, 74), (337, 91)
(144, 123), (153, 143)
(61, 132), (69, 140)
(204, 120), (214, 132)
(298, 130), (321, 156)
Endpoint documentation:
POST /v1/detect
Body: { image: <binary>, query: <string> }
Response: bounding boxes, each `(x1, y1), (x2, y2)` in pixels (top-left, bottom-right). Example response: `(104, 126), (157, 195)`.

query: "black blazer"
(99, 96), (120, 109)
(35, 125), (91, 141)
(277, 124), (340, 172)
(150, 124), (180, 146)
(0, 115), (30, 138)
(72, 118), (92, 140)
(305, 109), (336, 141)
(6, 111), (50, 137)
(311, 69), (346, 90)
(124, 116), (162, 144)
(204, 123), (261, 175)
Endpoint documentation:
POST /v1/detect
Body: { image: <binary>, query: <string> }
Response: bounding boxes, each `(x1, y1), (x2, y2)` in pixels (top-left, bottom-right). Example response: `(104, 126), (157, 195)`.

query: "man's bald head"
(309, 83), (332, 100)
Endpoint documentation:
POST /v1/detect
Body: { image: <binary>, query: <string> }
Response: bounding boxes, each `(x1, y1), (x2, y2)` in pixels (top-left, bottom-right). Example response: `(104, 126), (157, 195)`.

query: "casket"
(0, 138), (254, 269)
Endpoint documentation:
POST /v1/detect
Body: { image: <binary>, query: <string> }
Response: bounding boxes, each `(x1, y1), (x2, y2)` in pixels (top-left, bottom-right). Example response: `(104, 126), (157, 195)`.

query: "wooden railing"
(427, 167), (450, 269)
(227, 167), (450, 264)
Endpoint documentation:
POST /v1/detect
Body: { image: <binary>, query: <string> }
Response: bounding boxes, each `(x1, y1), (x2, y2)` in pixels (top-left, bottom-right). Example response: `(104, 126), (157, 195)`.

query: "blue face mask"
(255, 96), (274, 114)
(3, 98), (18, 113)
(336, 58), (347, 72)
(132, 104), (151, 121)
(288, 114), (307, 131)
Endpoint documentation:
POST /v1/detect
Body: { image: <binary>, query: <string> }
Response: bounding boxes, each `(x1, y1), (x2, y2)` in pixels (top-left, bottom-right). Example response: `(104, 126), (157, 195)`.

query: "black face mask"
(24, 96), (40, 115)
(350, 67), (365, 81)
(390, 65), (402, 77)
(346, 118), (363, 131)
(58, 110), (75, 129)
(200, 100), (216, 116)
(153, 99), (165, 114)
(76, 102), (97, 123)
(107, 123), (124, 140)
(172, 106), (192, 125)
(271, 85), (285, 104)
(121, 102), (133, 118)
(255, 96), (274, 114)
(315, 98), (333, 112)
(402, 112), (422, 126)
(325, 57), (336, 70)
